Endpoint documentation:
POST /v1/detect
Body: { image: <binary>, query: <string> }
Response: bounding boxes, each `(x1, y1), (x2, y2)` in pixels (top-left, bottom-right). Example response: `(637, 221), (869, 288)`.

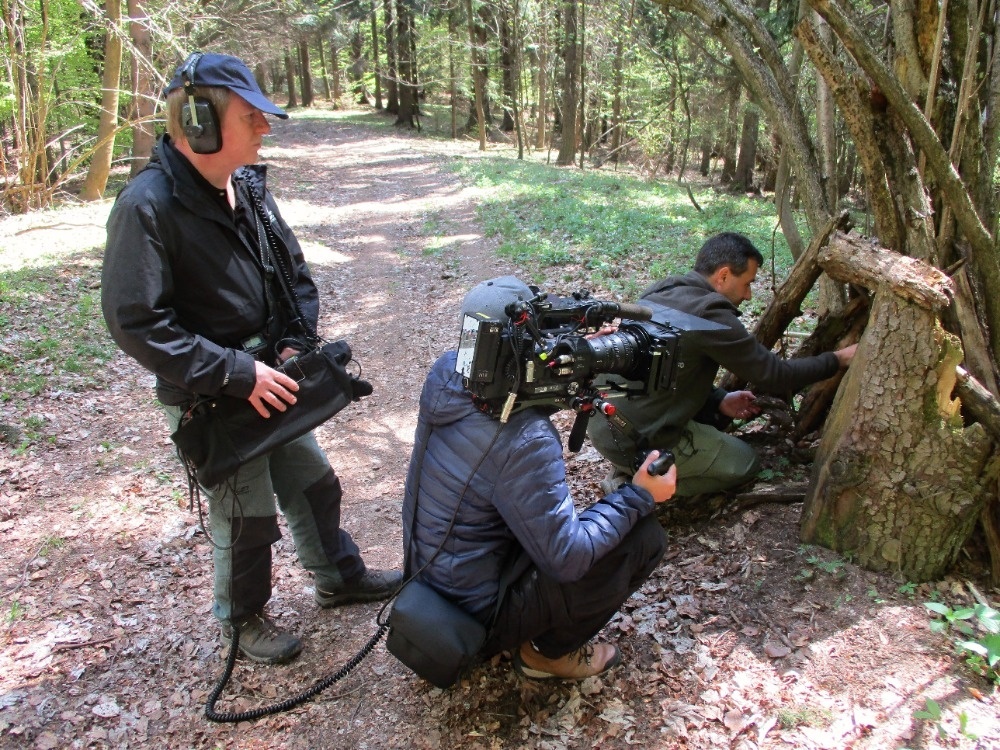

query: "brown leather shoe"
(514, 641), (621, 680)
(221, 612), (302, 665)
(314, 569), (403, 608)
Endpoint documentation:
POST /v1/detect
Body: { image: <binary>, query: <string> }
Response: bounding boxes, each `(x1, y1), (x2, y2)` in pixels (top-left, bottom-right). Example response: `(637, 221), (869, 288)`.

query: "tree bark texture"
(807, 0), (1000, 364)
(80, 0), (122, 202)
(802, 236), (995, 582)
(126, 0), (154, 177)
(298, 40), (314, 107)
(733, 108), (758, 190)
(556, 0), (579, 166)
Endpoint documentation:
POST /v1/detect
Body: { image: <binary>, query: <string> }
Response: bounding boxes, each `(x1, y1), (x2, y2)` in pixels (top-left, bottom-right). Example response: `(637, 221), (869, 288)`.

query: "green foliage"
(925, 600), (1000, 683)
(776, 704), (833, 730)
(793, 545), (848, 582)
(913, 698), (980, 742)
(898, 581), (918, 598)
(3, 598), (24, 625)
(450, 155), (801, 301)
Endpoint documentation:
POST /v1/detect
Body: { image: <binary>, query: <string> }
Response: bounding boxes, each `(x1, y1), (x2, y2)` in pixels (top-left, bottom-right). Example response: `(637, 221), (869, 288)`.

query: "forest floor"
(1, 110), (998, 750)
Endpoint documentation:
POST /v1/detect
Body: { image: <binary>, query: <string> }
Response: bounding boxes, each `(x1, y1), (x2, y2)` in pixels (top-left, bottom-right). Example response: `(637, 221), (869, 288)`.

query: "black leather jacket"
(102, 136), (318, 405)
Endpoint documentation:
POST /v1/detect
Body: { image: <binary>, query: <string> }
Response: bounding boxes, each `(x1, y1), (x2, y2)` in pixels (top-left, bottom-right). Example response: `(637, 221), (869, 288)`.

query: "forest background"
(2, 0), (1000, 747)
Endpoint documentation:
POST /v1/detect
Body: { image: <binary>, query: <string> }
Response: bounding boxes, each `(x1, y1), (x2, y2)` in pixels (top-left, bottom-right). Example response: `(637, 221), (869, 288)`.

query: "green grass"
(448, 155), (807, 305)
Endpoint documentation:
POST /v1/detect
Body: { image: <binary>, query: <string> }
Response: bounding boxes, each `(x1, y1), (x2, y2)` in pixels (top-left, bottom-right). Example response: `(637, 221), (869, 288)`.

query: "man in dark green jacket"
(588, 232), (856, 498)
(102, 53), (400, 665)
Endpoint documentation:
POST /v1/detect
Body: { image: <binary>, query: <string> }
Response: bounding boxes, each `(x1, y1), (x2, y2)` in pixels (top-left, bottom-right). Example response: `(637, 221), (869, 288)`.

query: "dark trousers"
(481, 514), (667, 659)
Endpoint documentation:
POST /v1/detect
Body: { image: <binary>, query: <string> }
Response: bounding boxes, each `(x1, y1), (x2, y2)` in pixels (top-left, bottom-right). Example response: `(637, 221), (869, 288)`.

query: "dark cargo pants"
(164, 406), (364, 623)
(481, 513), (667, 660)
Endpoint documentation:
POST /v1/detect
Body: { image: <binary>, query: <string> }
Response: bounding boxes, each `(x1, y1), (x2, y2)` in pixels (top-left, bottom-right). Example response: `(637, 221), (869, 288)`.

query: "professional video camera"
(456, 287), (725, 471)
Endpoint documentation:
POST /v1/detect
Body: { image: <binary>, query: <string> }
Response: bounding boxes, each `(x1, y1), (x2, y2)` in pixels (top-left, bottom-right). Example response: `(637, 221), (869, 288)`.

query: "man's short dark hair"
(693, 232), (764, 276)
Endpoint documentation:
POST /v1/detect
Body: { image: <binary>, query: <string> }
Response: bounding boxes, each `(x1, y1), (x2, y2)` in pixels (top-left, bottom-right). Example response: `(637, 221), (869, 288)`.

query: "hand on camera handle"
(646, 450), (675, 476)
(632, 450), (677, 504)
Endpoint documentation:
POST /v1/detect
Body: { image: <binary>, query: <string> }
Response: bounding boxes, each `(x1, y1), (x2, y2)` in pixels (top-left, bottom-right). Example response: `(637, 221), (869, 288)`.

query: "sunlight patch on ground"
(297, 240), (352, 265)
(424, 233), (481, 252)
(0, 201), (113, 270)
(279, 185), (479, 231)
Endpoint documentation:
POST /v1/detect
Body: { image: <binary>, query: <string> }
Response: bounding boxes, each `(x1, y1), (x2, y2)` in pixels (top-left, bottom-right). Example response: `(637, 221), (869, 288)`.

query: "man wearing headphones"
(102, 53), (401, 665)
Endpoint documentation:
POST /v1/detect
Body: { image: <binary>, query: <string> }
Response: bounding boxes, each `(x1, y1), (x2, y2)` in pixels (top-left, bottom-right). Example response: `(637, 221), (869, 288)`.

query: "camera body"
(456, 289), (725, 420)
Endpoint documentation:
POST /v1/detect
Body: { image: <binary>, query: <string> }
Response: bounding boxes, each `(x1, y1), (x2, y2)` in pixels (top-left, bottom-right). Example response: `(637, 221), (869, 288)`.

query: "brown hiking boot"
(314, 569), (403, 608)
(221, 612), (302, 665)
(513, 641), (621, 680)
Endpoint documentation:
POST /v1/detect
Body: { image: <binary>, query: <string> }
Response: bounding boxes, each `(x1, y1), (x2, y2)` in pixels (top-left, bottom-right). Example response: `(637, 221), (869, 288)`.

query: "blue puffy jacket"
(402, 351), (656, 620)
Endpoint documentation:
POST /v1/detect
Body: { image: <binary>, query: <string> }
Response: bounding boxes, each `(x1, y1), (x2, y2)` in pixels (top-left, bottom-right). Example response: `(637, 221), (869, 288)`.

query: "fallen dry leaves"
(2, 114), (999, 750)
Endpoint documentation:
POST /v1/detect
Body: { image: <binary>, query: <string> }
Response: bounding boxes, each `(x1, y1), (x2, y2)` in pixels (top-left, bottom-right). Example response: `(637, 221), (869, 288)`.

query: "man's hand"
(835, 343), (858, 367)
(632, 450), (677, 504)
(719, 390), (760, 421)
(249, 360), (299, 417)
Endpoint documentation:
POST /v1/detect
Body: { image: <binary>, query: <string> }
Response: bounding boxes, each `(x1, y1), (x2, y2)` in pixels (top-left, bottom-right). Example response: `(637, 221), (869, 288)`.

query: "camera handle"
(567, 411), (591, 452)
(641, 449), (676, 476)
(568, 392), (675, 477)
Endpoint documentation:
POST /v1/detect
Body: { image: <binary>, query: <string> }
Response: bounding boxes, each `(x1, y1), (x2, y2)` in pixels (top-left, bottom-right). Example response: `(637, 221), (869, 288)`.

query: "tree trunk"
(394, 0), (416, 127)
(535, 19), (548, 150)
(814, 10), (837, 210)
(371, 0), (383, 110)
(609, 0), (635, 163)
(80, 0), (122, 201)
(126, 0), (154, 177)
(801, 234), (994, 582)
(465, 2), (494, 136)
(499, 7), (515, 132)
(317, 35), (332, 101)
(732, 108), (759, 191)
(448, 5), (458, 139)
(720, 78), (740, 183)
(699, 136), (712, 176)
(350, 22), (369, 105)
(284, 51), (298, 108)
(298, 40), (314, 107)
(556, 0), (578, 166)
(466, 0), (487, 149)
(383, 0), (398, 113)
(327, 38), (342, 104)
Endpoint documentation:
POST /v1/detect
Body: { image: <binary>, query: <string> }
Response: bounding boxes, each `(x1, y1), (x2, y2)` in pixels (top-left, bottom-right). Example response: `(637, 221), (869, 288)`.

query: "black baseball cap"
(165, 52), (288, 119)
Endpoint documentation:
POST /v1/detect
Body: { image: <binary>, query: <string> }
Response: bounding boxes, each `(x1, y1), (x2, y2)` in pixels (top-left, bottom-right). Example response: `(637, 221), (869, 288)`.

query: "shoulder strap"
(241, 177), (319, 345)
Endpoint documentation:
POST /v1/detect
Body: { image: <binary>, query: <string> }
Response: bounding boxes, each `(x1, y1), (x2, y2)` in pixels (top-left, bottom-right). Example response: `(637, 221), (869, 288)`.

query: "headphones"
(179, 52), (222, 154)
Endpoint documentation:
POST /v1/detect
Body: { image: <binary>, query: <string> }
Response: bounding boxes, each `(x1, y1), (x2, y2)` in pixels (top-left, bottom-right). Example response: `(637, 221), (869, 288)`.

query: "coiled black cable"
(204, 621), (389, 723)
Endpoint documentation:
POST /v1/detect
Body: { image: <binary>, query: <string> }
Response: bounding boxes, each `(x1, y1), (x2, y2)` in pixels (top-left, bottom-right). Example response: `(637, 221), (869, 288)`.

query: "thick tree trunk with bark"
(126, 0), (154, 177)
(733, 108), (759, 190)
(80, 0), (122, 201)
(298, 40), (314, 107)
(556, 0), (579, 166)
(801, 235), (995, 581)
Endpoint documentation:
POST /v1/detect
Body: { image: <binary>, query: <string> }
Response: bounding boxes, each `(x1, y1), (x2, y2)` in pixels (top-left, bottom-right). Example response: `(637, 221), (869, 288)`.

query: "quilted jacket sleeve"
(491, 424), (655, 583)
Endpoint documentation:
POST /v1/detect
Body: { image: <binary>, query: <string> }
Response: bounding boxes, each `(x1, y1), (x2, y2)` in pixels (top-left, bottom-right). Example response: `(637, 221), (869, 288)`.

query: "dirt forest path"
(2, 113), (998, 750)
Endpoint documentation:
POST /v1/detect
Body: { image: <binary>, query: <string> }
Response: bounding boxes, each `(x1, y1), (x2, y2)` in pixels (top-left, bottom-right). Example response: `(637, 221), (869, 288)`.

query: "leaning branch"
(806, 0), (1000, 357)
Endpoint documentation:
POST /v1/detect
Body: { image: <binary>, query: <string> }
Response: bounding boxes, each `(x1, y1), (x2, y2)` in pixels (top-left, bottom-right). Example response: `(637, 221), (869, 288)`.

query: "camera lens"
(584, 331), (641, 375)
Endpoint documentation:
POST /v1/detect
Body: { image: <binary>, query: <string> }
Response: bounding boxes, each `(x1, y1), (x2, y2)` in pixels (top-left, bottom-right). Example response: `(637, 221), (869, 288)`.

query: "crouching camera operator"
(399, 277), (676, 681)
